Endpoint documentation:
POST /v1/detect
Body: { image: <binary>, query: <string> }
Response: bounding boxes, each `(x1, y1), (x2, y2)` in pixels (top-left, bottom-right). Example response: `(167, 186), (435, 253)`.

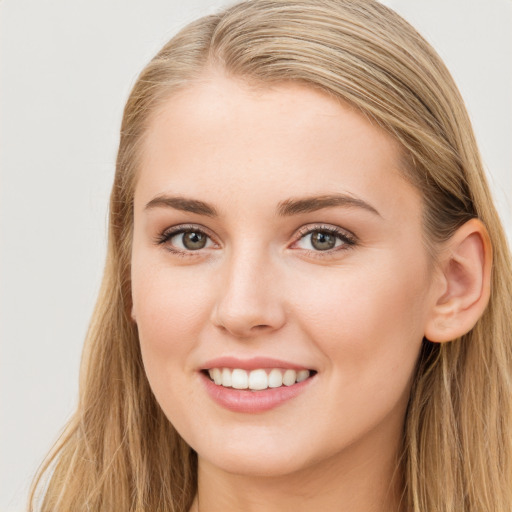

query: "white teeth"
(282, 369), (297, 386)
(248, 369), (268, 390)
(231, 369), (249, 389)
(211, 368), (222, 385)
(268, 368), (283, 388)
(296, 369), (310, 383)
(221, 368), (232, 387)
(207, 368), (311, 390)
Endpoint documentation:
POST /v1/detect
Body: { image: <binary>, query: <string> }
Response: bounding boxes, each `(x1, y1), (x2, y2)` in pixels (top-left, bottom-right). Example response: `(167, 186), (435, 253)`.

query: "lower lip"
(200, 372), (315, 413)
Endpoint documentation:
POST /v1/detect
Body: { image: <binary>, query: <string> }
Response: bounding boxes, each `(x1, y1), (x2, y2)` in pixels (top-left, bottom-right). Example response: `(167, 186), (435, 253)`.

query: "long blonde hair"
(30, 1), (512, 510)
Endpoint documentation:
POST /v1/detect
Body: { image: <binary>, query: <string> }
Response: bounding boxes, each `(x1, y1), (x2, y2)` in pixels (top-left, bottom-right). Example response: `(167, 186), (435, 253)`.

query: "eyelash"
(154, 223), (357, 258)
(154, 224), (217, 258)
(293, 224), (357, 257)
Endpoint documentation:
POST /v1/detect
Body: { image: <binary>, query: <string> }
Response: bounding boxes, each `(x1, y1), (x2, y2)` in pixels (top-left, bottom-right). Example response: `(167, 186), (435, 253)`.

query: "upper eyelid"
(159, 223), (354, 239)
(161, 224), (217, 239)
(294, 223), (355, 237)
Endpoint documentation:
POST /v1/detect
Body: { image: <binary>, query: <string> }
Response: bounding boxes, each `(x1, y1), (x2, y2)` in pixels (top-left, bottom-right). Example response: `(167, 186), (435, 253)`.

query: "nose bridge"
(211, 241), (285, 337)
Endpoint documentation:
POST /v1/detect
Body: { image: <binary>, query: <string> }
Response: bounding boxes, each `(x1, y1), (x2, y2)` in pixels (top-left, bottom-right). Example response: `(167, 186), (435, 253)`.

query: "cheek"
(132, 263), (212, 347)
(291, 254), (429, 377)
(283, 258), (428, 449)
(131, 263), (214, 427)
(131, 262), (216, 416)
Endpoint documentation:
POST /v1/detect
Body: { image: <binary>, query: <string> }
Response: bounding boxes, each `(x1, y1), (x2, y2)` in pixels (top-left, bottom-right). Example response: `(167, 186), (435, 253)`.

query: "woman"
(29, 1), (512, 511)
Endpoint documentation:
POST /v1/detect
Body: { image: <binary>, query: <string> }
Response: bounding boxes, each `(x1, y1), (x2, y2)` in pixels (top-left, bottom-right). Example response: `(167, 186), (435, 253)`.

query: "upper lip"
(201, 356), (313, 372)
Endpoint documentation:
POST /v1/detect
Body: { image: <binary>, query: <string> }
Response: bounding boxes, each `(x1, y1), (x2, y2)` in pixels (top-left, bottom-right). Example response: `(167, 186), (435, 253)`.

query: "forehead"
(136, 74), (421, 222)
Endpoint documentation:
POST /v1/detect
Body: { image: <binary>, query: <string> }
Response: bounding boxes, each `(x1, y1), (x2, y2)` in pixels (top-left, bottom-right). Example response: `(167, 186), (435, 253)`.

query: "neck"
(191, 433), (405, 512)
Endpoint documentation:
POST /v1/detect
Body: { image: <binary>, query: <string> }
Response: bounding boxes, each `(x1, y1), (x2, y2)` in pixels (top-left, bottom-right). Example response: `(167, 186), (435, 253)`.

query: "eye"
(293, 225), (356, 252)
(155, 225), (216, 253)
(174, 231), (210, 250)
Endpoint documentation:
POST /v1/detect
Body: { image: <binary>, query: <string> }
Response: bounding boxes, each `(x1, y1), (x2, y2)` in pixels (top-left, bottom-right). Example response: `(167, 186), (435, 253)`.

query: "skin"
(131, 72), (444, 512)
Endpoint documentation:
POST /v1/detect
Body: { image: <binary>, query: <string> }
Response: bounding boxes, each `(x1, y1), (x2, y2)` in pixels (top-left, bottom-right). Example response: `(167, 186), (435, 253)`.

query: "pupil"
(183, 232), (206, 250)
(311, 231), (336, 251)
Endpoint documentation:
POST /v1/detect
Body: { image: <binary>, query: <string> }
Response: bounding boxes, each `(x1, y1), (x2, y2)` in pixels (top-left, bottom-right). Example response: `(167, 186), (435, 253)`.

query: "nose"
(210, 249), (286, 339)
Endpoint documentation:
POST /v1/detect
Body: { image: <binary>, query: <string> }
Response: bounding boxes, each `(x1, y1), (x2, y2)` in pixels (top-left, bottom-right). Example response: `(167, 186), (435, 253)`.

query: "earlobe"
(424, 218), (492, 343)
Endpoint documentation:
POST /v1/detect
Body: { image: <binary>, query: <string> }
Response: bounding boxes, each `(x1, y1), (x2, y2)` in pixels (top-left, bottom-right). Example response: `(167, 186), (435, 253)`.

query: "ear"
(424, 218), (492, 343)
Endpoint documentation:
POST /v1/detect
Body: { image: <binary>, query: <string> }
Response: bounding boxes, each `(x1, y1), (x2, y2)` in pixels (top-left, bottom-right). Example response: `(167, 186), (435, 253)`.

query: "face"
(131, 74), (437, 478)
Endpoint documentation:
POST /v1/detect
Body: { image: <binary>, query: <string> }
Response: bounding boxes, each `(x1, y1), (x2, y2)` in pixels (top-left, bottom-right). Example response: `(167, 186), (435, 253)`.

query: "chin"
(201, 447), (311, 478)
(186, 424), (328, 478)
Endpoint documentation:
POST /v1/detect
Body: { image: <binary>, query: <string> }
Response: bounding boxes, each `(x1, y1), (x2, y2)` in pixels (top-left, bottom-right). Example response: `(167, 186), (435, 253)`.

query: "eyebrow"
(277, 194), (381, 217)
(144, 193), (381, 218)
(145, 195), (218, 217)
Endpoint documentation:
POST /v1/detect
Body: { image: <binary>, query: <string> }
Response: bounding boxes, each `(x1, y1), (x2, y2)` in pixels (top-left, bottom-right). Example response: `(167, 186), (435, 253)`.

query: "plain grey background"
(1, 1), (511, 510)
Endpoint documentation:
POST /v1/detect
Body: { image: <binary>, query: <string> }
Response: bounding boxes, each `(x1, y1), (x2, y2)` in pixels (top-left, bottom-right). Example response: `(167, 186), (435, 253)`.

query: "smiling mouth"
(203, 368), (316, 391)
